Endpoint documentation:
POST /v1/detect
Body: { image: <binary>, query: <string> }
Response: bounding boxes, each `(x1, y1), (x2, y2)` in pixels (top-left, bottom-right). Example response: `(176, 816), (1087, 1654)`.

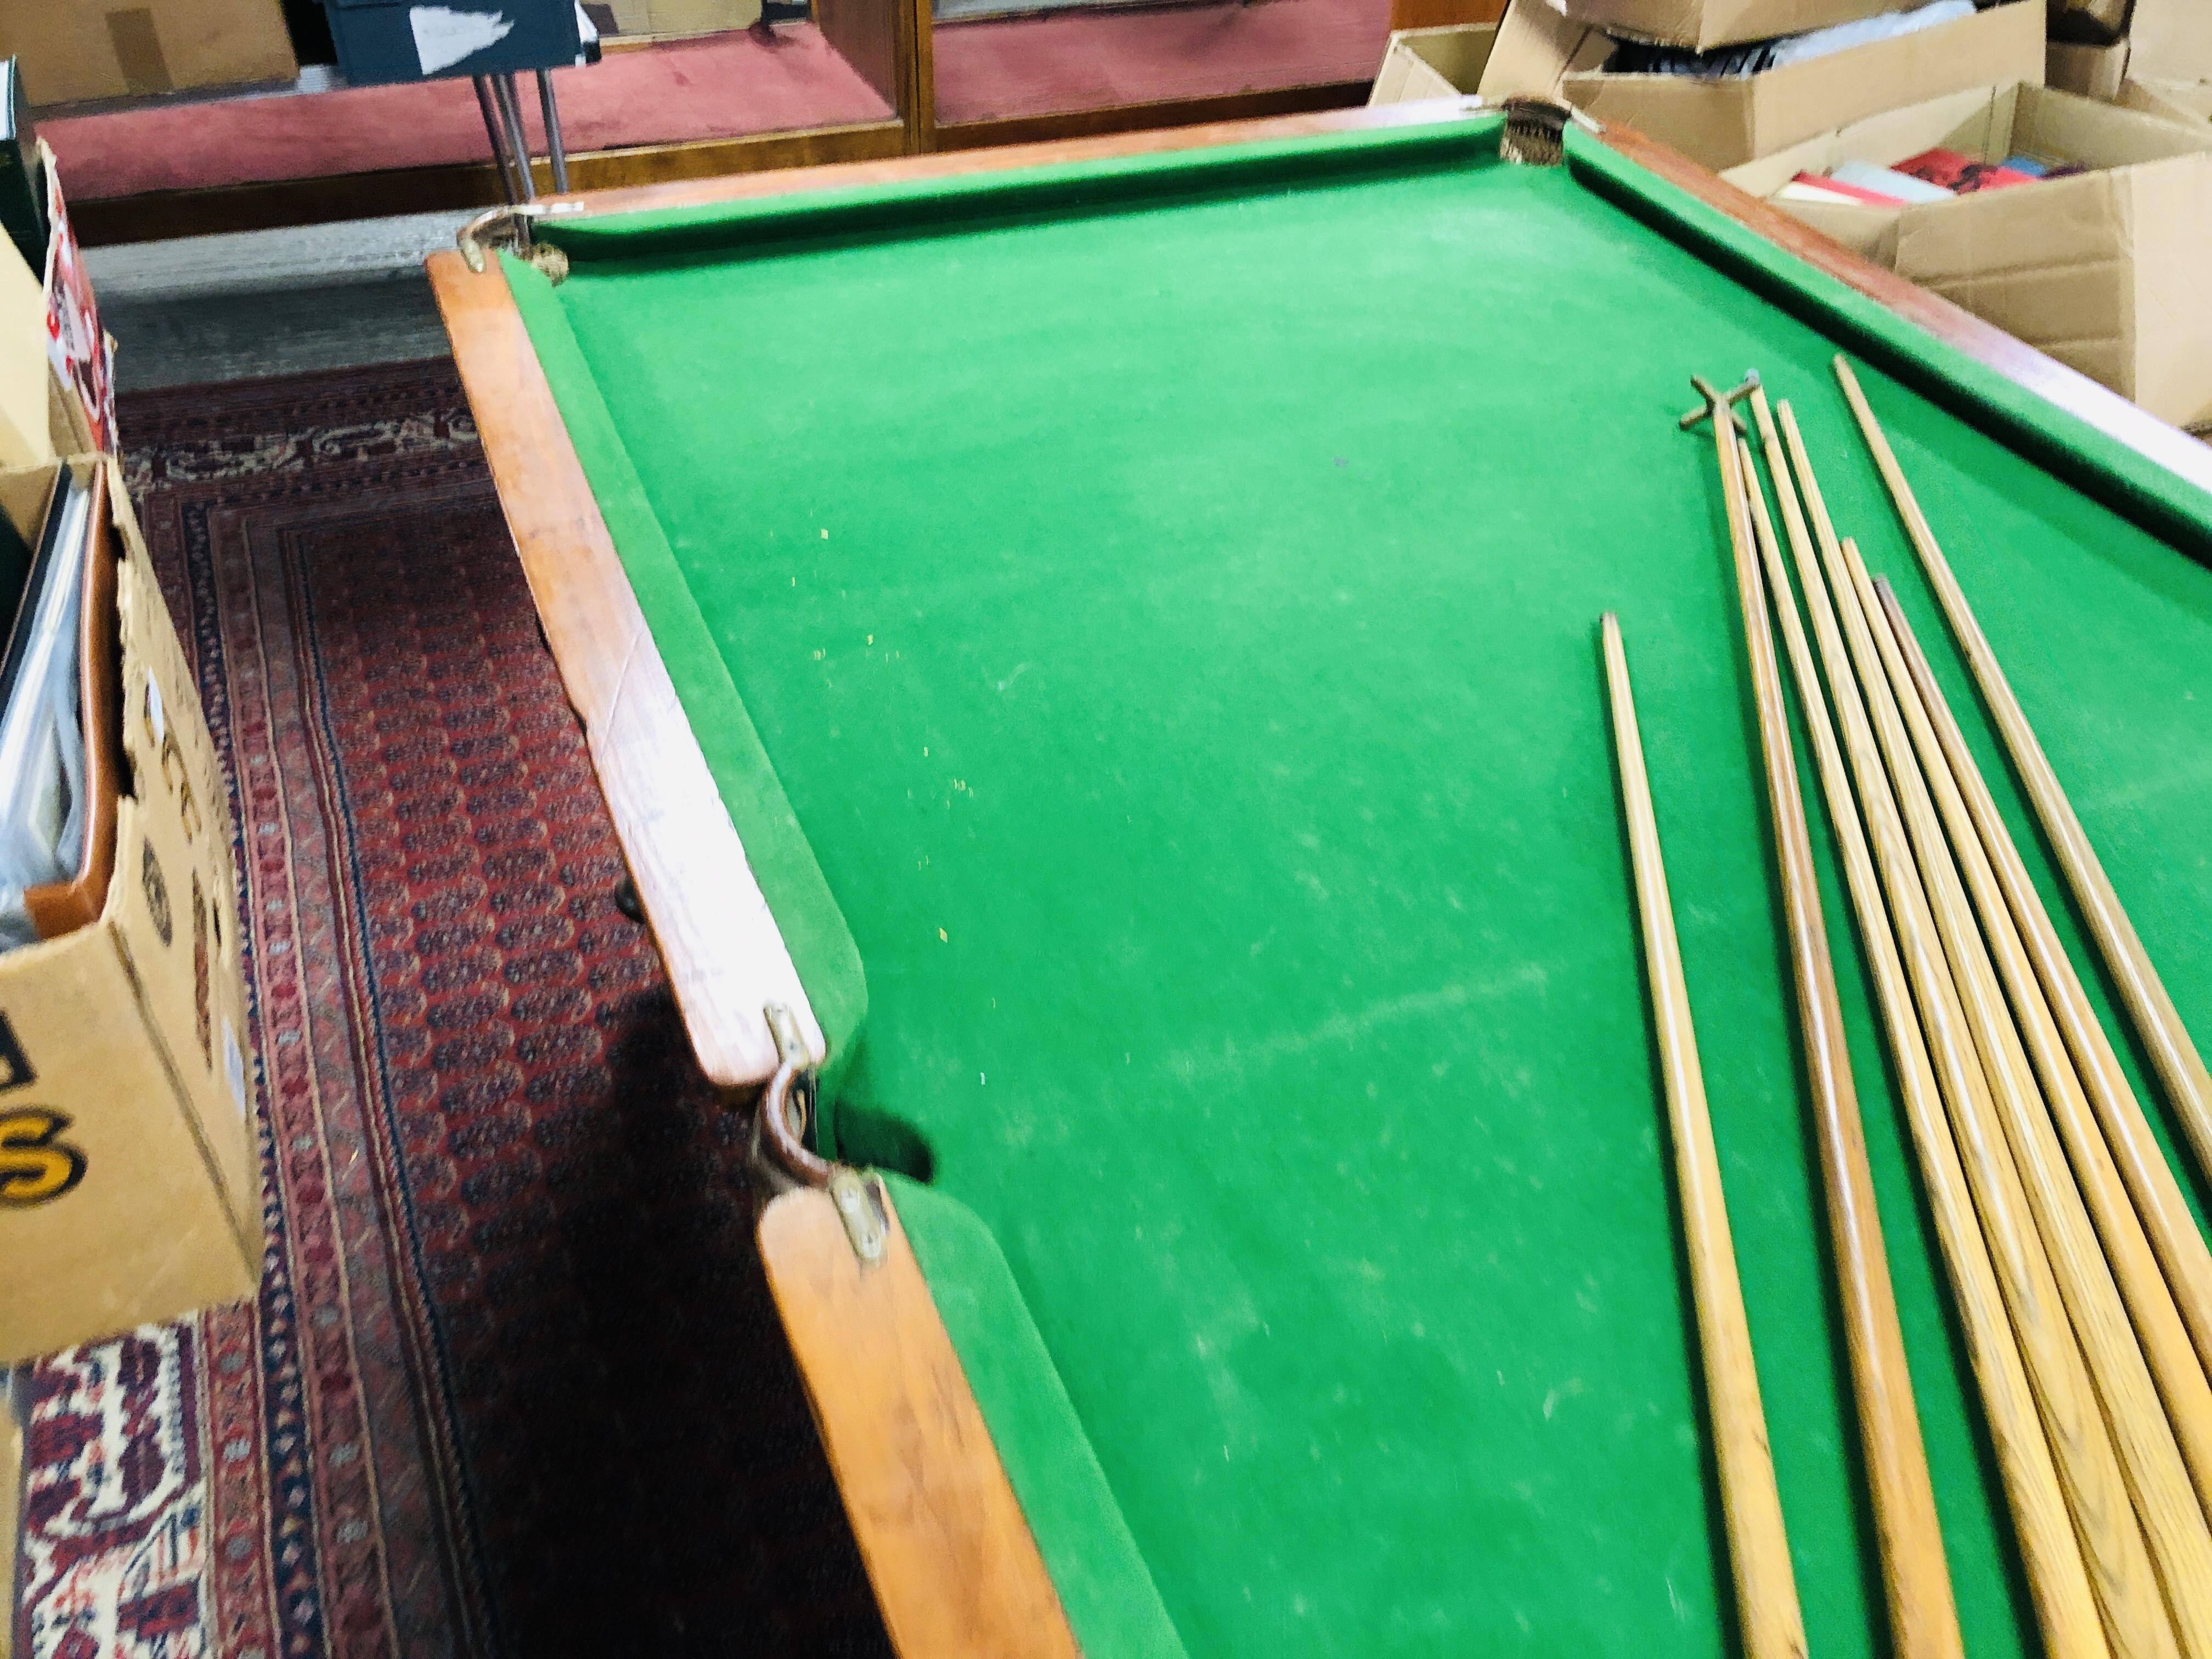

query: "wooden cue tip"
(1871, 577), (1909, 637)
(1600, 612), (1625, 664)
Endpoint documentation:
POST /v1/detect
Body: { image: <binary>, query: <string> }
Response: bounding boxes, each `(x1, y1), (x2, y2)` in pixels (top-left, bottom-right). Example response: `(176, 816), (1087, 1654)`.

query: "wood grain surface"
(1605, 607), (1808, 1659)
(760, 1184), (1081, 1658)
(1863, 571), (2212, 1516)
(1837, 536), (2212, 1659)
(74, 123), (912, 248)
(1876, 582), (2212, 1391)
(1730, 430), (1961, 1659)
(1747, 403), (2109, 1659)
(1775, 402), (2175, 1659)
(934, 82), (1370, 152)
(527, 96), (1485, 218)
(426, 250), (827, 1093)
(1837, 357), (2212, 1244)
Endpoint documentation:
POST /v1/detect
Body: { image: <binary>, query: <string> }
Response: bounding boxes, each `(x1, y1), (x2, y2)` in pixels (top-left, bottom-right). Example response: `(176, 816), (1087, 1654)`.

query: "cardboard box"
(0, 0), (296, 107)
(1566, 0), (2041, 166)
(2123, 75), (2212, 128)
(0, 455), (259, 1365)
(2049, 38), (2131, 101)
(1551, 0), (1900, 53)
(0, 233), (41, 471)
(2131, 0), (2212, 81)
(1369, 24), (1500, 104)
(1727, 82), (2212, 426)
(600, 0), (764, 35)
(1380, 0), (2043, 168)
(0, 154), (111, 468)
(2075, 0), (2212, 127)
(38, 149), (111, 458)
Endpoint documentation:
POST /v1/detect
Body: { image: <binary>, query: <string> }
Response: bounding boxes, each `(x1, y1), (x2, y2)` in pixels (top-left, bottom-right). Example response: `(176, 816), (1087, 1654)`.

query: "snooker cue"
(1739, 433), (2109, 1659)
(1833, 542), (2212, 1584)
(1857, 567), (2212, 1512)
(1798, 408), (2212, 1658)
(1769, 399), (2179, 1659)
(1601, 612), (1809, 1659)
(1872, 572), (2212, 1384)
(1832, 356), (2212, 1200)
(1712, 418), (1963, 1659)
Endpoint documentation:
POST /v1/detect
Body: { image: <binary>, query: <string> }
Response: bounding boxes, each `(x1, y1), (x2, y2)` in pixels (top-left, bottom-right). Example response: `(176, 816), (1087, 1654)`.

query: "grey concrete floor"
(85, 211), (471, 391)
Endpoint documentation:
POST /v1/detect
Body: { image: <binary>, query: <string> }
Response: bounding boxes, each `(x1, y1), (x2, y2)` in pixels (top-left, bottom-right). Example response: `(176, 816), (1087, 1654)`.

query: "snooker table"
(428, 100), (2212, 1657)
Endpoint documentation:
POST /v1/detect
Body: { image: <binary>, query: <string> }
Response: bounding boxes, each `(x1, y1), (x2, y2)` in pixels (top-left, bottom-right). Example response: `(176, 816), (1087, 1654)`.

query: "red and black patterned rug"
(12, 359), (894, 1659)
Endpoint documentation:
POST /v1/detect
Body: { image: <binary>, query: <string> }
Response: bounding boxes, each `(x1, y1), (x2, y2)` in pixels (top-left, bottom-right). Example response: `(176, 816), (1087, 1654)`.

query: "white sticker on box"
(410, 5), (516, 76)
(222, 1017), (246, 1121)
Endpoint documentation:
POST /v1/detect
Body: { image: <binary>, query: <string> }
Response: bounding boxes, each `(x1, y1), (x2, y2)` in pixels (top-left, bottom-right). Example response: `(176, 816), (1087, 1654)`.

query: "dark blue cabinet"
(320, 0), (587, 87)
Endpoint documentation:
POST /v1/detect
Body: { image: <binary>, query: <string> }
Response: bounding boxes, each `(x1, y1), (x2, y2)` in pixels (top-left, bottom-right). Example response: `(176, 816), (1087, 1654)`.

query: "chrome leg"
(536, 69), (569, 194)
(495, 72), (538, 202)
(473, 74), (524, 205)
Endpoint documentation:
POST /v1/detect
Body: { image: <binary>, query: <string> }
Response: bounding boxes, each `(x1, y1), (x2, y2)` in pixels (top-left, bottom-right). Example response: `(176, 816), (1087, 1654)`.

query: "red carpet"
(13, 361), (893, 1658)
(42, 27), (894, 202)
(44, 0), (1385, 203)
(934, 0), (1390, 126)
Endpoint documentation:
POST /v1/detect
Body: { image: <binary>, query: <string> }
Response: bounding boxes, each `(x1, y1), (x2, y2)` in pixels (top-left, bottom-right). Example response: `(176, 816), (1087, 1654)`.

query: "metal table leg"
(494, 72), (538, 202)
(536, 69), (570, 194)
(473, 74), (524, 205)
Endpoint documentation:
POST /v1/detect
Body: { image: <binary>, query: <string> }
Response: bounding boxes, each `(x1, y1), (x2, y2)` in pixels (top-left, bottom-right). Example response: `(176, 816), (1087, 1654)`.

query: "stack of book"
(0, 470), (94, 952)
(1778, 146), (2087, 208)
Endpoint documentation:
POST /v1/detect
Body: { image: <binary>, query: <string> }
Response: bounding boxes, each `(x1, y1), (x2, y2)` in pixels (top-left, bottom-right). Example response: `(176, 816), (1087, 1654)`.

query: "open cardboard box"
(2117, 0), (2212, 128)
(2123, 76), (2212, 127)
(1370, 22), (1502, 103)
(0, 214), (47, 470)
(0, 453), (259, 1365)
(2046, 0), (2212, 112)
(1727, 81), (2212, 426)
(1385, 0), (2045, 168)
(2132, 0), (2212, 82)
(1553, 0), (1904, 53)
(0, 0), (296, 106)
